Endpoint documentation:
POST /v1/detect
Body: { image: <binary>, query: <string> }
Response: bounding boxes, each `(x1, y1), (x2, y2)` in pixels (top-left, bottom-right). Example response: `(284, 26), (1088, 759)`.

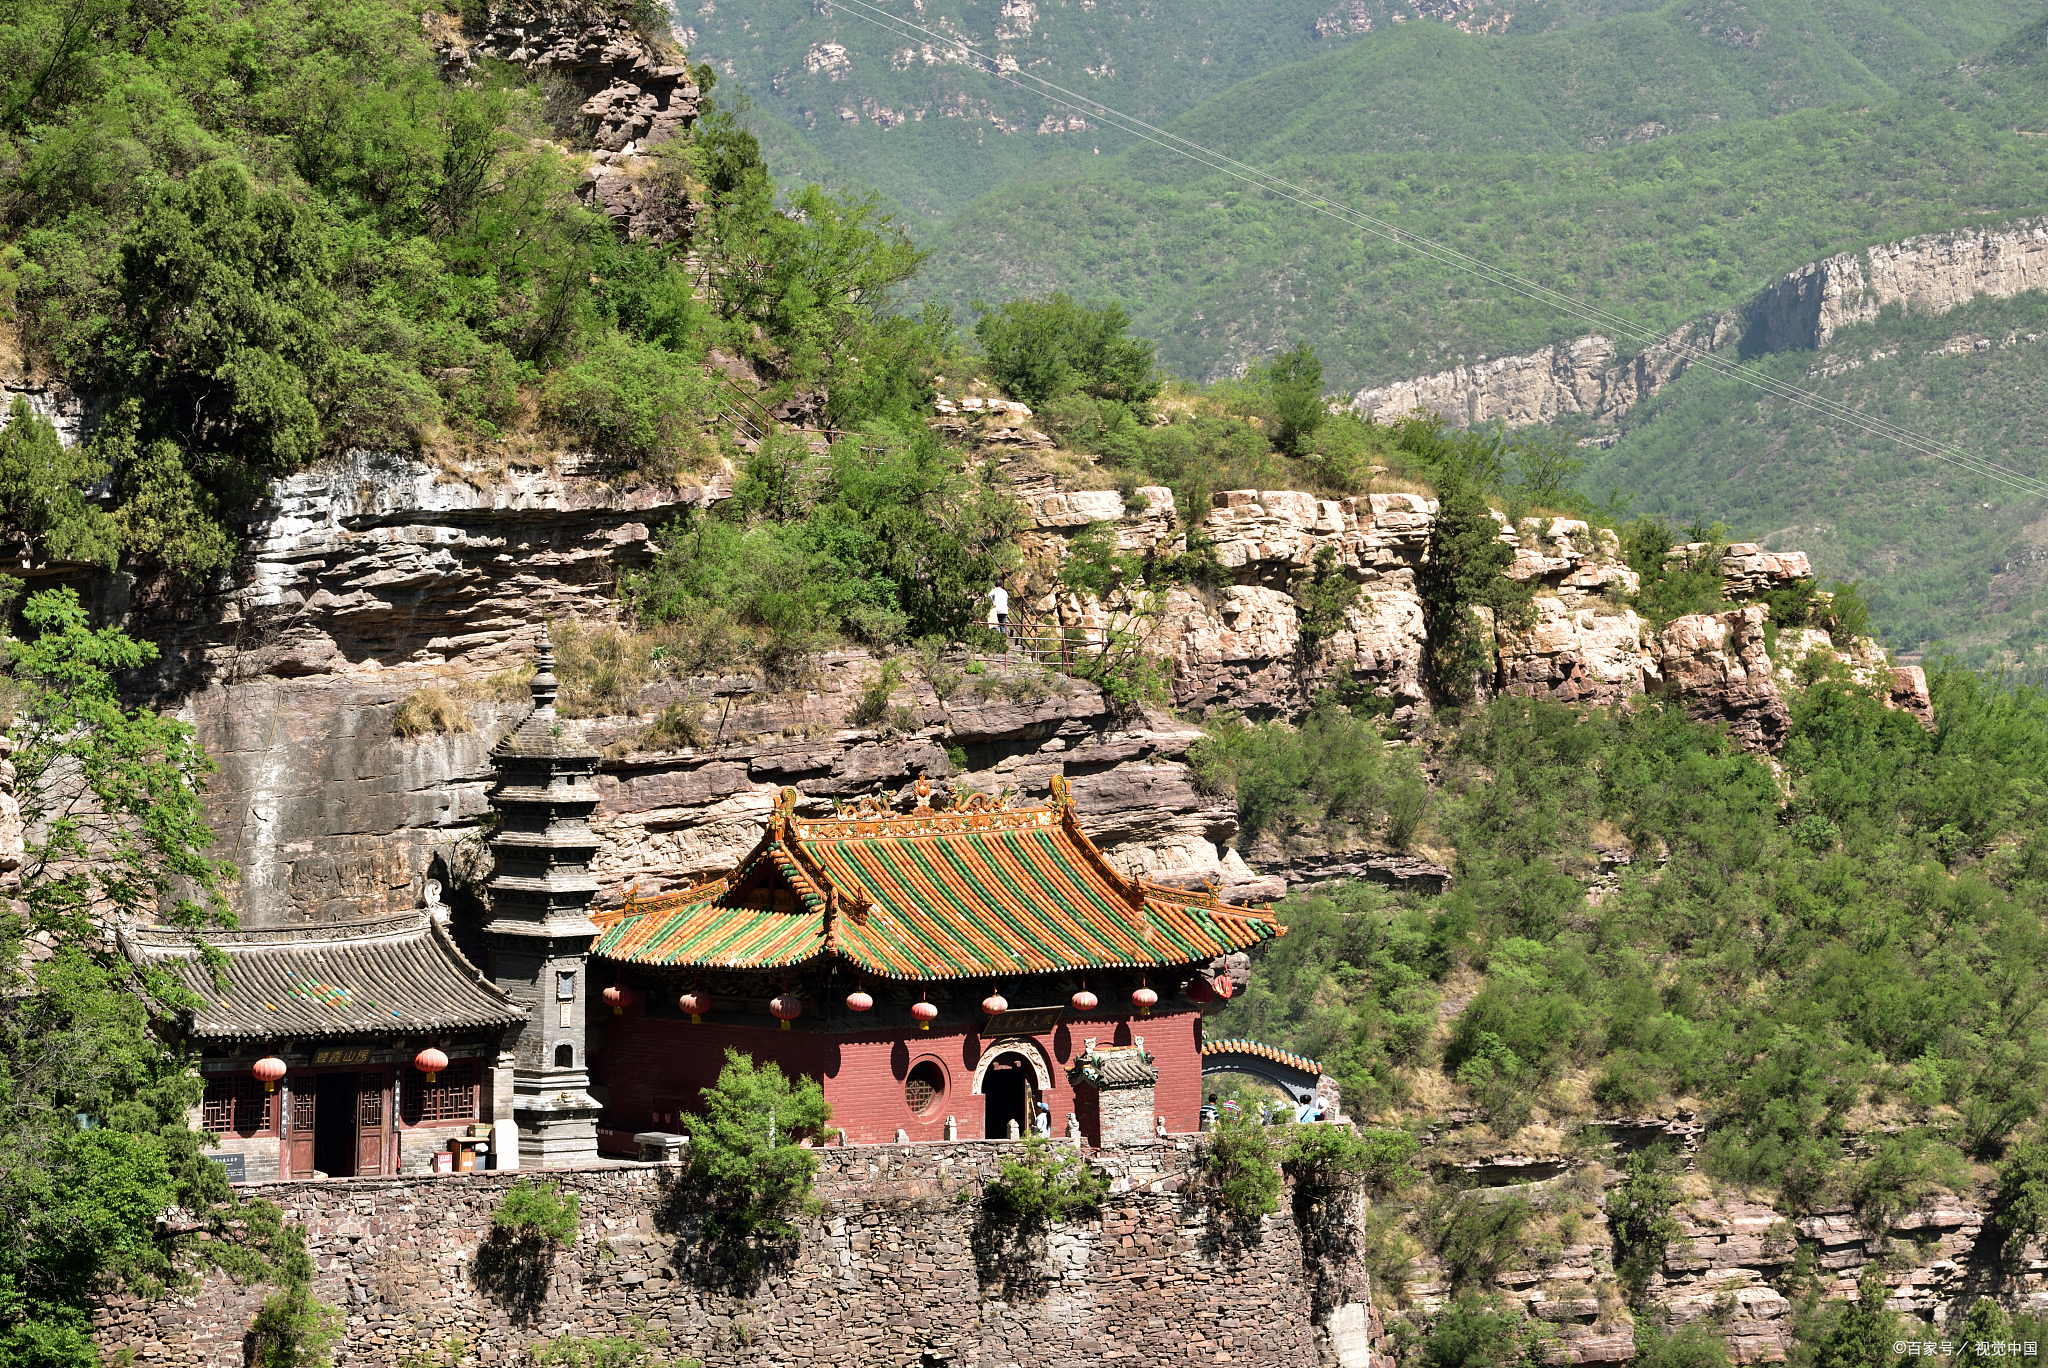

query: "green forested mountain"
(910, 9), (2048, 388)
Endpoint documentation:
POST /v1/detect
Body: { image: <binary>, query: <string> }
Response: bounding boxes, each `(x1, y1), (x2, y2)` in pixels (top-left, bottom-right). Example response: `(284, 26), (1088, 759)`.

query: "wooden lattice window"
(201, 1077), (274, 1135)
(402, 1060), (478, 1125)
(904, 1061), (945, 1115)
(357, 1075), (385, 1128)
(291, 1090), (315, 1133)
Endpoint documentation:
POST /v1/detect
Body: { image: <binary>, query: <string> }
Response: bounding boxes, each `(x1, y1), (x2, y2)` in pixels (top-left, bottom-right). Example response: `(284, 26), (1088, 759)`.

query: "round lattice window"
(905, 1061), (946, 1115)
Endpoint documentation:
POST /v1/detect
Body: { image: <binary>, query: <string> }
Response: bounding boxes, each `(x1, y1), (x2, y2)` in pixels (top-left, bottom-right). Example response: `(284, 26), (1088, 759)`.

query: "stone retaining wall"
(96, 1140), (1367, 1368)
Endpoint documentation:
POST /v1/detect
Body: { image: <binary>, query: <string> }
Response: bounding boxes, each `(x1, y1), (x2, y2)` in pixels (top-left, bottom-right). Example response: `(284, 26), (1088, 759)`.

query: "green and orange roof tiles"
(592, 782), (1285, 982)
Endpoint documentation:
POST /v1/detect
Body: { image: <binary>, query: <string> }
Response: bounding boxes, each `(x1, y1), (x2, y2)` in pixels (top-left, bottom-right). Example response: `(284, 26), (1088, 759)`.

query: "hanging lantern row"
(653, 973), (1211, 1026)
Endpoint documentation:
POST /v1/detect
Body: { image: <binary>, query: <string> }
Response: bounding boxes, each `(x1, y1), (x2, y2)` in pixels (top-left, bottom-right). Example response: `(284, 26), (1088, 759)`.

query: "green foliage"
(1424, 1188), (1534, 1291)
(0, 399), (116, 569)
(1422, 1293), (1543, 1368)
(246, 1279), (343, 1368)
(1417, 462), (1531, 704)
(1799, 1268), (1900, 1368)
(1263, 341), (1326, 458)
(627, 433), (1022, 673)
(1187, 703), (1427, 851)
(0, 588), (240, 1360)
(979, 1135), (1110, 1228)
(1203, 1114), (1284, 1224)
(1058, 521), (1142, 601)
(1283, 1124), (1420, 1197)
(99, 404), (238, 581)
(1621, 518), (1728, 628)
(1994, 1134), (2048, 1263)
(848, 659), (920, 733)
(1609, 1147), (1682, 1304)
(973, 293), (1159, 409)
(1295, 545), (1362, 660)
(528, 1320), (700, 1368)
(494, 1180), (581, 1246)
(1634, 1322), (1734, 1368)
(686, 1049), (833, 1242)
(1950, 1298), (2048, 1368)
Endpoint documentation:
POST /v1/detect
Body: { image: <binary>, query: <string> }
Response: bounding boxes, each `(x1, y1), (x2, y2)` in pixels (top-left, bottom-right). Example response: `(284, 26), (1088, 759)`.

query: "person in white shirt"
(989, 582), (1010, 645)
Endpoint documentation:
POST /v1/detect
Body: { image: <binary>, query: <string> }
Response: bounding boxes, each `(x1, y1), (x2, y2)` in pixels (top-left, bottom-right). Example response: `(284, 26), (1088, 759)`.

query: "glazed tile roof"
(1202, 1038), (1324, 1077)
(594, 779), (1285, 981)
(125, 911), (526, 1042)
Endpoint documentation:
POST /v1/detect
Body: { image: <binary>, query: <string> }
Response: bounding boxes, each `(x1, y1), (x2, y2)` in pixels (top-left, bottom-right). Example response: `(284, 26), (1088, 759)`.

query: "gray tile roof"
(125, 911), (525, 1043)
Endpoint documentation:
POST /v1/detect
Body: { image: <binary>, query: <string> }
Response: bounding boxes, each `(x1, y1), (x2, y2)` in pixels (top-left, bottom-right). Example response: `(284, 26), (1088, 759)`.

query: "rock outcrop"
(1350, 217), (2047, 431)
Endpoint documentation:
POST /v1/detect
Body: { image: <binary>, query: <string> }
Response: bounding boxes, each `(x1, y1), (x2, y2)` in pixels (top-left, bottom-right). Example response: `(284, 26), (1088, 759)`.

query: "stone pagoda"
(483, 630), (604, 1166)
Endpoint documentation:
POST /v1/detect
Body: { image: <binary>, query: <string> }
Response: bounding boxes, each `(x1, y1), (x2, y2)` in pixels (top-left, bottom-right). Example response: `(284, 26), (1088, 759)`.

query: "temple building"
(586, 777), (1285, 1147)
(125, 640), (1284, 1177)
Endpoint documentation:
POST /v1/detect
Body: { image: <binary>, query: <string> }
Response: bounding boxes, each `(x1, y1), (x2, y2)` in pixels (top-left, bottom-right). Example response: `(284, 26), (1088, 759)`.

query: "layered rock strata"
(1350, 217), (2047, 431)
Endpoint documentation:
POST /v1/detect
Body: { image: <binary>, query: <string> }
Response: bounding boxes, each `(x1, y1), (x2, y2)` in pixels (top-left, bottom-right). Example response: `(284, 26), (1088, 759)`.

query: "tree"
(1265, 341), (1325, 457)
(972, 293), (1159, 409)
(0, 588), (238, 1366)
(1418, 468), (1526, 705)
(1423, 1294), (1542, 1368)
(1805, 1269), (1898, 1368)
(686, 1049), (833, 1242)
(0, 399), (118, 575)
(1610, 1146), (1682, 1304)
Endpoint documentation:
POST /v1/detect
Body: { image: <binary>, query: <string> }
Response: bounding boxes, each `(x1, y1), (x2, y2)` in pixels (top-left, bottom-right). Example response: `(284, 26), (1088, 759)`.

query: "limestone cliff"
(1349, 217), (2048, 430)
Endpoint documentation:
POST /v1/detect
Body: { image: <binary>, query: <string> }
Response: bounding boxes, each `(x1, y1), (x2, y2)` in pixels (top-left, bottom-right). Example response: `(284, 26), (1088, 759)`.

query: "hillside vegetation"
(915, 10), (2048, 388)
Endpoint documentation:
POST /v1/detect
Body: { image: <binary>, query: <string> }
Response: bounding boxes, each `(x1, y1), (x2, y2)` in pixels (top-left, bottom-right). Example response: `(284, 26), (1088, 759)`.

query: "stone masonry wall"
(97, 1142), (1362, 1368)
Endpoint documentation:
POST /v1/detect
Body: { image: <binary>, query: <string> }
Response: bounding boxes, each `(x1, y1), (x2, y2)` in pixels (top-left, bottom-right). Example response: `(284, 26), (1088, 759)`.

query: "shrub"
(1422, 1293), (1542, 1368)
(1203, 1115), (1283, 1224)
(1263, 341), (1326, 458)
(686, 1049), (832, 1242)
(553, 618), (654, 717)
(1284, 1124), (1420, 1199)
(1797, 1268), (1899, 1368)
(1633, 1322), (1732, 1368)
(494, 1180), (581, 1245)
(1187, 704), (1427, 851)
(848, 659), (920, 733)
(972, 293), (1159, 409)
(393, 685), (474, 738)
(541, 334), (716, 476)
(246, 1279), (343, 1368)
(980, 1135), (1109, 1229)
(636, 698), (710, 752)
(1622, 518), (1728, 627)
(1993, 1133), (2048, 1263)
(1296, 545), (1362, 660)
(0, 398), (118, 569)
(526, 1319), (698, 1368)
(1424, 1188), (1533, 1291)
(1419, 467), (1527, 704)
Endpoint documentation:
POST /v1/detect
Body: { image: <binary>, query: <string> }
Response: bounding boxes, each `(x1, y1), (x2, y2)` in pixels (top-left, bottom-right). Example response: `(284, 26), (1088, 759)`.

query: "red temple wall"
(593, 1008), (1206, 1145)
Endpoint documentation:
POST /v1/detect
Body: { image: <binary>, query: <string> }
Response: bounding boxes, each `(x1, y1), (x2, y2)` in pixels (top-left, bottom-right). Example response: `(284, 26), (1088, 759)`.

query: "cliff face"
(142, 441), (1925, 933)
(1348, 218), (2048, 430)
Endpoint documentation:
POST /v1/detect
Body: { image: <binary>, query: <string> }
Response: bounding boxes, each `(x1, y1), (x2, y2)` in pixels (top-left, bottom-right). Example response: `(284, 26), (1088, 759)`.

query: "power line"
(815, 0), (2048, 502)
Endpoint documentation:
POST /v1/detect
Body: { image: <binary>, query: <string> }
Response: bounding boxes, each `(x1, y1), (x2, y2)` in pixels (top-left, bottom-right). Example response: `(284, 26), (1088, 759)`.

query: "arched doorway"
(972, 1039), (1054, 1140)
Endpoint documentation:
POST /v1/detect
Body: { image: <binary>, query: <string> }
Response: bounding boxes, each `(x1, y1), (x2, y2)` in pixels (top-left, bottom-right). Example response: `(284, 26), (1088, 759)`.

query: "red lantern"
(770, 994), (802, 1030)
(253, 1056), (287, 1093)
(414, 1047), (449, 1080)
(1211, 974), (1235, 1001)
(845, 989), (874, 1013)
(1132, 986), (1158, 1017)
(982, 992), (1009, 1017)
(678, 989), (711, 1023)
(1071, 989), (1098, 1012)
(911, 1000), (938, 1030)
(602, 984), (637, 1016)
(1185, 975), (1216, 1004)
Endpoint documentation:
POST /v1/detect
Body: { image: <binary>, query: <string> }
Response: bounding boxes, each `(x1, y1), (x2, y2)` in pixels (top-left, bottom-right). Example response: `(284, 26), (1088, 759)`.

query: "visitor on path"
(988, 581), (1010, 648)
(1035, 1100), (1051, 1136)
(1221, 1097), (1241, 1122)
(1201, 1095), (1219, 1129)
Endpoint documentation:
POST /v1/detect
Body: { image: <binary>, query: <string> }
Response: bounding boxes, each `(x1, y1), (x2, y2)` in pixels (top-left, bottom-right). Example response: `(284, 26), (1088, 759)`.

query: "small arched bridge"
(1201, 1038), (1341, 1114)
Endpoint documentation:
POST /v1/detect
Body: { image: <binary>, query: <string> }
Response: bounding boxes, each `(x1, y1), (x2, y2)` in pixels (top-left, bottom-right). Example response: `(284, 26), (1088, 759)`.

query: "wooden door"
(356, 1073), (387, 1176)
(286, 1085), (316, 1179)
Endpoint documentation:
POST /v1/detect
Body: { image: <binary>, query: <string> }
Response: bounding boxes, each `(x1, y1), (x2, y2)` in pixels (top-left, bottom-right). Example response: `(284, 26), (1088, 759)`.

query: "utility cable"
(816, 0), (2048, 501)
